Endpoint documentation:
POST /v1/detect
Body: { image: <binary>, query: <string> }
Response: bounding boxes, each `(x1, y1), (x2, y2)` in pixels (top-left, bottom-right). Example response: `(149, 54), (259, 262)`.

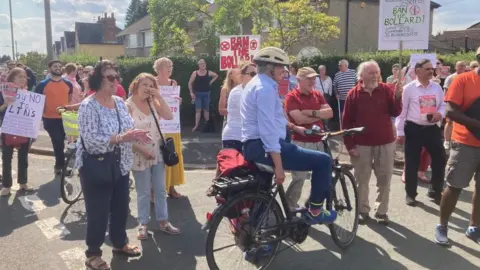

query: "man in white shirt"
(396, 59), (446, 206)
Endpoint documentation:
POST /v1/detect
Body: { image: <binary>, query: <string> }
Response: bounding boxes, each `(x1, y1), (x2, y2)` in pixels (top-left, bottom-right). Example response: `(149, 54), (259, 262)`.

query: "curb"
(29, 146), (55, 156)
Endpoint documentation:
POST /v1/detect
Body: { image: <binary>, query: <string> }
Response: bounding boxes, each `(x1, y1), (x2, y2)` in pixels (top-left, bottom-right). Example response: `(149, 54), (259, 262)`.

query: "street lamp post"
(44, 0), (53, 61)
(9, 0), (15, 60)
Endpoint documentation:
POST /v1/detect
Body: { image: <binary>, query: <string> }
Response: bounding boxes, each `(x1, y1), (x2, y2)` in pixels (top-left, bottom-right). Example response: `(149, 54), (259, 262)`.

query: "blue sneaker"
(305, 208), (337, 224)
(465, 226), (480, 243)
(244, 244), (273, 262)
(434, 224), (449, 246)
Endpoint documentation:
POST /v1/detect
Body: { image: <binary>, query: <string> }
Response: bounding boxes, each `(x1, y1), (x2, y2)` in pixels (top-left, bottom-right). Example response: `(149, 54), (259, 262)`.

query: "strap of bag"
(81, 98), (122, 155)
(319, 78), (325, 94)
(146, 99), (166, 144)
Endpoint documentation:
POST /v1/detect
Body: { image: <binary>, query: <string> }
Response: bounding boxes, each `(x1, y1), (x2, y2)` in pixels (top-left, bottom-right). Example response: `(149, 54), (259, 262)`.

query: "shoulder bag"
(80, 100), (122, 183)
(147, 99), (179, 167)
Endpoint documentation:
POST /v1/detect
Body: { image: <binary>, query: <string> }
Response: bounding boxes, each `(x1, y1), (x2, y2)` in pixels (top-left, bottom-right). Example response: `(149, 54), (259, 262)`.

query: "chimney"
(98, 13), (117, 43)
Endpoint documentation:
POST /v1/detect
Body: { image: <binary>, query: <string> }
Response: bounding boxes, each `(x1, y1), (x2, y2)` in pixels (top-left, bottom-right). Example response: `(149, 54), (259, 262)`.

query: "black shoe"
(359, 213), (371, 225)
(406, 196), (417, 206)
(427, 191), (442, 203)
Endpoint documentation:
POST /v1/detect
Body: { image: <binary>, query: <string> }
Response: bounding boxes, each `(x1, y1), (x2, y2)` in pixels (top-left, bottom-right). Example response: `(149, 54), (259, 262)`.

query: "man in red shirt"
(284, 67), (333, 210)
(342, 60), (402, 225)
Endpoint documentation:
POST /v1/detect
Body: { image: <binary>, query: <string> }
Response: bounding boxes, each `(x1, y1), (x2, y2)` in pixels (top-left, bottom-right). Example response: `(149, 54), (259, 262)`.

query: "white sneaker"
(0, 187), (11, 196)
(443, 141), (450, 150)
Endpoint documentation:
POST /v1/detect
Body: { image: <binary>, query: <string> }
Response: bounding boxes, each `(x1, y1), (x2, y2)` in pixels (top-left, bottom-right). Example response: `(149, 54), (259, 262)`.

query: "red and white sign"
(219, 35), (261, 71)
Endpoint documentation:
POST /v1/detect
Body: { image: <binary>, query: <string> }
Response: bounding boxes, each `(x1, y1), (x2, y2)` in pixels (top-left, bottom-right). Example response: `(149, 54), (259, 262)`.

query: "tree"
(125, 0), (149, 28)
(17, 52), (47, 76)
(265, 0), (340, 53)
(0, 55), (11, 64)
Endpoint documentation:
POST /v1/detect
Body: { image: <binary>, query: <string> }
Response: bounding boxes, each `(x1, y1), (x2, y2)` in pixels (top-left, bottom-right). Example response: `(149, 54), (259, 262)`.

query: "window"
(144, 31), (153, 47)
(128, 34), (138, 48)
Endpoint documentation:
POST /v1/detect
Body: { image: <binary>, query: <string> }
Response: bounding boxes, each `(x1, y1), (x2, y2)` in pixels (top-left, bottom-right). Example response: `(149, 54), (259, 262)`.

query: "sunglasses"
(245, 71), (257, 77)
(104, 75), (120, 82)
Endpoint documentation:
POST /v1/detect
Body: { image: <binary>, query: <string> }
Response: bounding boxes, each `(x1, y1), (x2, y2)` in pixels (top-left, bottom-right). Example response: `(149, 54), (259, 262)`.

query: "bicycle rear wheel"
(328, 169), (359, 249)
(60, 150), (82, 204)
(206, 192), (284, 270)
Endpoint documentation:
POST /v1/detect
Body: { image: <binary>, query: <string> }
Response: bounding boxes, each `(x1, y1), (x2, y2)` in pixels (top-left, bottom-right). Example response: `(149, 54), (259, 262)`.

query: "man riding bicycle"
(241, 47), (337, 224)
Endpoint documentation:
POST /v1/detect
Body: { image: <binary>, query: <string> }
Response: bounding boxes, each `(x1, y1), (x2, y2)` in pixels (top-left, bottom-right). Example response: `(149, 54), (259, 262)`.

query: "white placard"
(220, 35), (261, 71)
(0, 90), (45, 139)
(378, 0), (431, 50)
(159, 86), (181, 134)
(409, 53), (437, 68)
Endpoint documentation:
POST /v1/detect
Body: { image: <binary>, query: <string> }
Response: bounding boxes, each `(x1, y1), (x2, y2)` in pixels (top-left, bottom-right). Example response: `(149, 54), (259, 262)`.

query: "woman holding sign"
(0, 68), (33, 196)
(154, 57), (185, 199)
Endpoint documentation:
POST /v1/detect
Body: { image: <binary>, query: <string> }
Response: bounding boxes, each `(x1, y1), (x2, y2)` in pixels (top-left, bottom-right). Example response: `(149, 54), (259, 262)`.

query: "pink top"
(64, 75), (83, 104)
(395, 80), (445, 136)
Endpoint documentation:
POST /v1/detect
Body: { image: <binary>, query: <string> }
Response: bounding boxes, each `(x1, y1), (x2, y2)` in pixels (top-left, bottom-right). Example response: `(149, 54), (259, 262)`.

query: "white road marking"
(18, 194), (47, 213)
(34, 217), (70, 239)
(58, 247), (85, 270)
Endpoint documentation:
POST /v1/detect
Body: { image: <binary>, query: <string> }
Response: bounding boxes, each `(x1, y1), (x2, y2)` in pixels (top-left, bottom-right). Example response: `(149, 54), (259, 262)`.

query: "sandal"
(168, 190), (183, 199)
(137, 225), (148, 240)
(158, 222), (181, 235)
(112, 244), (141, 257)
(85, 256), (110, 270)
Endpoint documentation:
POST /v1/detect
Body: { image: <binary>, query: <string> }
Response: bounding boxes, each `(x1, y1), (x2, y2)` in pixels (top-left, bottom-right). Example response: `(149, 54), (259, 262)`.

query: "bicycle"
(203, 126), (363, 270)
(57, 107), (83, 205)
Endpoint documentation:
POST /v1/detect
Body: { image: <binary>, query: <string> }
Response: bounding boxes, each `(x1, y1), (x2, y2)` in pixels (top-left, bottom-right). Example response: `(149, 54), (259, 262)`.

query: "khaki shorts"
(446, 141), (480, 189)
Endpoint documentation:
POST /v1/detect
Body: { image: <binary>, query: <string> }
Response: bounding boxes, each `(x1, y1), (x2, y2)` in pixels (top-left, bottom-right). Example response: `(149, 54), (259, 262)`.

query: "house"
(54, 13), (125, 59)
(434, 22), (480, 53)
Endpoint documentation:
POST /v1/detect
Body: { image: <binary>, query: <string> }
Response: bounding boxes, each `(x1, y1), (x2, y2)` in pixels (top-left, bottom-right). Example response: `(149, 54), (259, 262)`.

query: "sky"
(0, 0), (478, 57)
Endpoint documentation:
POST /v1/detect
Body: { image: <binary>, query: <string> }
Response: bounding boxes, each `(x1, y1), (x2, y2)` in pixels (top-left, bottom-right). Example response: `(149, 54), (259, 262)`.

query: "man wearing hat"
(435, 47), (480, 245)
(283, 67), (333, 210)
(342, 60), (403, 225)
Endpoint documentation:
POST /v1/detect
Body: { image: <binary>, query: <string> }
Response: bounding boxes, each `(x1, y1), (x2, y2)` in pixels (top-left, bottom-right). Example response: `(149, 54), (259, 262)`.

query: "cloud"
(0, 0), (129, 56)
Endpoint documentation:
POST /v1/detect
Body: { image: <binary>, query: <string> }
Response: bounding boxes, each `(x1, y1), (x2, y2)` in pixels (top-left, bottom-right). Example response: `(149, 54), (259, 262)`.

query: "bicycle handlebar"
(304, 125), (365, 140)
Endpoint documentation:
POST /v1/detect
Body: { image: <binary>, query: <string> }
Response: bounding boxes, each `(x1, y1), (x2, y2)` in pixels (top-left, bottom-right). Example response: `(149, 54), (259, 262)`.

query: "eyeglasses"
(104, 75), (120, 82)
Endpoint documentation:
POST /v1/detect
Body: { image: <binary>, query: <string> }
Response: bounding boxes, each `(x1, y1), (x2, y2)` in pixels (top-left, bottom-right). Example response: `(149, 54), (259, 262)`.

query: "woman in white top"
(314, 65), (333, 97)
(126, 73), (180, 240)
(221, 62), (257, 152)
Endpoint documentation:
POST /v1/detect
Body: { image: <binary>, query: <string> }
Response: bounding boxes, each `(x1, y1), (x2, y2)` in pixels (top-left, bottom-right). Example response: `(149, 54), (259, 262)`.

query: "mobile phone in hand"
(427, 114), (433, 122)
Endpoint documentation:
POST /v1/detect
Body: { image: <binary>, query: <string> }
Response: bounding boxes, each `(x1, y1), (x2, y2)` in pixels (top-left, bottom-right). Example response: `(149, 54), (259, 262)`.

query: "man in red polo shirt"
(284, 67), (333, 210)
(342, 60), (402, 225)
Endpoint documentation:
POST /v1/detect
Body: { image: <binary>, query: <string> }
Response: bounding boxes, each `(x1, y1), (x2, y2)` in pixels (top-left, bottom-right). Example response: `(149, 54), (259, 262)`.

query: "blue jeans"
(195, 91), (210, 111)
(243, 139), (332, 208)
(132, 162), (168, 225)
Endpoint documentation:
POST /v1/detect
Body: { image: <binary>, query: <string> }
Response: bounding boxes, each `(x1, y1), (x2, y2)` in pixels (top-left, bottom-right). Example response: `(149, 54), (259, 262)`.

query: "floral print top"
(75, 95), (134, 176)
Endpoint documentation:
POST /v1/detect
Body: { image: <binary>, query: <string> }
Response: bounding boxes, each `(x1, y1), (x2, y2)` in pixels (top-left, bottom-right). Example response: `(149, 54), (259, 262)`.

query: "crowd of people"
(0, 44), (479, 269)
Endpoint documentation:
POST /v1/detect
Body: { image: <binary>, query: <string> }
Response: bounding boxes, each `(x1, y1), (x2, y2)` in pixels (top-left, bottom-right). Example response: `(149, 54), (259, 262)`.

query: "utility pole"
(9, 0), (15, 60)
(44, 0), (53, 61)
(15, 41), (19, 60)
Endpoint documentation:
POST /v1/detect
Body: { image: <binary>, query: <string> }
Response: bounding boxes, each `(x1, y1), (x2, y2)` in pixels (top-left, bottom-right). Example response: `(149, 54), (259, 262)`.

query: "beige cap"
(477, 46), (480, 56)
(297, 67), (319, 78)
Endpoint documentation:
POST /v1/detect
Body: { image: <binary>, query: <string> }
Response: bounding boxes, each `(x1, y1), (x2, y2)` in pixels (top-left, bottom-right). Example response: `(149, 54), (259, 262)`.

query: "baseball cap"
(297, 67), (319, 78)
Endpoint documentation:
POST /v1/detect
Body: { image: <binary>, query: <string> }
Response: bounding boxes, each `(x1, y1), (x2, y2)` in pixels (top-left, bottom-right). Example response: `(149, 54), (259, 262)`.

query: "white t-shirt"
(222, 85), (243, 141)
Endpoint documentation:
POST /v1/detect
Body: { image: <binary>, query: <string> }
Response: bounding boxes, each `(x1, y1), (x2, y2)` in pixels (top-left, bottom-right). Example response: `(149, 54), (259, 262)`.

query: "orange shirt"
(444, 70), (480, 147)
(35, 78), (72, 119)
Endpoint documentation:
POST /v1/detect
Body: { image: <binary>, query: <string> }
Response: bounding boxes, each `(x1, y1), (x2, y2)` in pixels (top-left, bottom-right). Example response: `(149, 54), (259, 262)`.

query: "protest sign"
(220, 35), (261, 71)
(439, 66), (451, 79)
(0, 90), (45, 139)
(409, 53), (437, 68)
(159, 86), (181, 133)
(378, 0), (431, 50)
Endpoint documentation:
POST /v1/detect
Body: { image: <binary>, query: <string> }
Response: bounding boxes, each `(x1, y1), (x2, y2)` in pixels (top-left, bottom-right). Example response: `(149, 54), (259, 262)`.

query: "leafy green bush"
(66, 51), (478, 125)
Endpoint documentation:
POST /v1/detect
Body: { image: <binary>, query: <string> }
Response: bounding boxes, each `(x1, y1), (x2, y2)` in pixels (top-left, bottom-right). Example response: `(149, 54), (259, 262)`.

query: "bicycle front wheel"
(328, 169), (359, 249)
(206, 192), (284, 270)
(60, 150), (82, 204)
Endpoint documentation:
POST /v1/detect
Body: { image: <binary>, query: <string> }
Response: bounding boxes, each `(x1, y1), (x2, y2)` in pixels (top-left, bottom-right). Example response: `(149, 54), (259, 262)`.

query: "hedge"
(61, 51), (478, 125)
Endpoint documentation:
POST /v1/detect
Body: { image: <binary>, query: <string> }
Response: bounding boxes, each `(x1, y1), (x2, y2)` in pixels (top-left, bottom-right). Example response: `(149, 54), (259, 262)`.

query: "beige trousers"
(285, 140), (325, 209)
(350, 142), (395, 215)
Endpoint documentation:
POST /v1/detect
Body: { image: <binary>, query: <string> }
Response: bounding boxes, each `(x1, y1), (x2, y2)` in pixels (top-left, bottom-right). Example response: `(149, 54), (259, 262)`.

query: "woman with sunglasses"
(0, 68), (33, 196)
(77, 60), (151, 270)
(218, 68), (241, 130)
(221, 62), (257, 152)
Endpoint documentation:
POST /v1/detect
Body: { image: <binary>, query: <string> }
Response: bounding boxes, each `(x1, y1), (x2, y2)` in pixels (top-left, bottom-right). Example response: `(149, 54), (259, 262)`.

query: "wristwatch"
(311, 110), (317, 118)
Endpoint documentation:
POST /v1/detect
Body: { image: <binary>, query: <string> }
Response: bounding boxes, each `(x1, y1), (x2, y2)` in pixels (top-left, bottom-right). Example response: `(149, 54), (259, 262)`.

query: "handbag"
(4, 134), (29, 147)
(80, 100), (122, 183)
(147, 99), (179, 167)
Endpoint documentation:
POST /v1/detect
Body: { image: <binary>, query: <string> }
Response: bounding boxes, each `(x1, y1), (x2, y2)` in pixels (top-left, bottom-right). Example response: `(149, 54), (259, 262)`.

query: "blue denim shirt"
(241, 73), (287, 153)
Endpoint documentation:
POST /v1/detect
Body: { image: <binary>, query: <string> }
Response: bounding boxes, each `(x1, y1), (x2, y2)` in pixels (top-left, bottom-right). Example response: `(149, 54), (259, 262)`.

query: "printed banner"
(219, 35), (261, 71)
(378, 0), (431, 50)
(0, 90), (45, 139)
(159, 86), (181, 134)
(409, 53), (437, 68)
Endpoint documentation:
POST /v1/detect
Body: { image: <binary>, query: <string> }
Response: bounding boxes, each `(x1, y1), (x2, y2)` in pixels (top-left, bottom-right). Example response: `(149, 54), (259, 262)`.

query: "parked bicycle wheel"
(60, 150), (82, 204)
(328, 169), (359, 249)
(206, 192), (284, 270)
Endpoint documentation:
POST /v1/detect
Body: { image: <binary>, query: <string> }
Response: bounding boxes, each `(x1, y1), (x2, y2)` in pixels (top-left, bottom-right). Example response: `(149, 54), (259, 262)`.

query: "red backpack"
(216, 148), (253, 178)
